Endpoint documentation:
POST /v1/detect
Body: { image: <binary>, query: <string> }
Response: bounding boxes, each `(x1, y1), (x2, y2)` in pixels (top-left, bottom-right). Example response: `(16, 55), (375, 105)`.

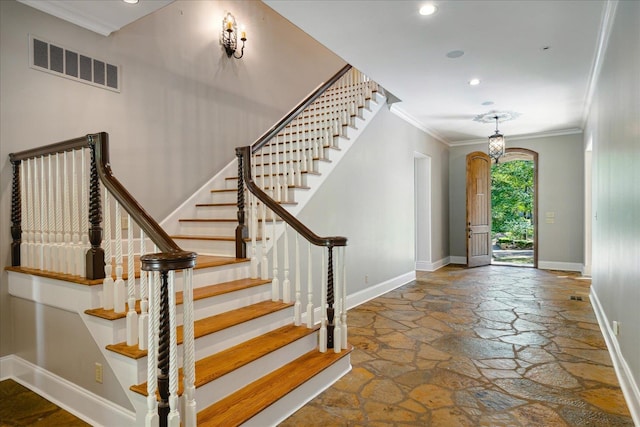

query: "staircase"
(7, 65), (384, 426)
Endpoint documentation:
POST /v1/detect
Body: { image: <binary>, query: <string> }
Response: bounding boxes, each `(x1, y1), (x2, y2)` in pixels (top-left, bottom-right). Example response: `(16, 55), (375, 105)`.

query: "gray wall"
(586, 0), (640, 399)
(298, 107), (449, 296)
(449, 133), (584, 268)
(0, 0), (342, 390)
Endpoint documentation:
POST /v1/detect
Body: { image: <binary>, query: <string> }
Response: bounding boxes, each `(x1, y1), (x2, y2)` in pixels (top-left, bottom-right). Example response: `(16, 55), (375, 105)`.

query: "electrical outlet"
(95, 362), (103, 383)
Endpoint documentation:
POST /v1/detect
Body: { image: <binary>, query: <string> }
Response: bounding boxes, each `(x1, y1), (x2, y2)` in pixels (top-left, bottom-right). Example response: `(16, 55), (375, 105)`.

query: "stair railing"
(9, 133), (198, 427)
(235, 65), (379, 351)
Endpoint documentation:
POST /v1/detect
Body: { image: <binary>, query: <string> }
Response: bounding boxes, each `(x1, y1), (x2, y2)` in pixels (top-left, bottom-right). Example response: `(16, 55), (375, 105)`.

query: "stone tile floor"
(280, 265), (635, 426)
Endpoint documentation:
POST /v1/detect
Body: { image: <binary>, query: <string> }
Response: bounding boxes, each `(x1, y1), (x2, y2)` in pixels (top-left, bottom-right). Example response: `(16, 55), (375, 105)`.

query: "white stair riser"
(195, 204), (237, 217)
(226, 174), (308, 189)
(191, 333), (318, 409)
(179, 221), (237, 236)
(209, 191), (237, 204)
(242, 354), (352, 427)
(173, 238), (235, 257)
(98, 282), (273, 340)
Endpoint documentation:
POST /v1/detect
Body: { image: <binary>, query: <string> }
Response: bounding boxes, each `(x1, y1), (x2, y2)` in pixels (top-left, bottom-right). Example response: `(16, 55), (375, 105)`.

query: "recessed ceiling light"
(482, 101), (495, 106)
(446, 50), (464, 59)
(123, 0), (139, 4)
(469, 78), (481, 86)
(419, 4), (438, 16)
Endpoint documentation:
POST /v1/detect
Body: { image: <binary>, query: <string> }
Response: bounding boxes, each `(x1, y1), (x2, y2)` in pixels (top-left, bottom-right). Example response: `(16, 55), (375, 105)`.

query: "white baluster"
(249, 192), (257, 278)
(288, 130), (296, 187)
(32, 157), (42, 270)
(333, 247), (342, 353)
(71, 150), (82, 276)
(145, 270), (159, 427)
(274, 137), (281, 202)
(269, 142), (275, 200)
(341, 247), (348, 349)
(182, 267), (196, 427)
(282, 224), (290, 303)
(138, 229), (148, 350)
(294, 233), (301, 326)
(46, 155), (55, 272)
(39, 156), (47, 271)
(260, 196), (268, 280)
(300, 117), (308, 173)
(280, 134), (289, 203)
(295, 119), (302, 186)
(114, 202), (126, 313)
(63, 151), (73, 274)
(126, 214), (138, 346)
(306, 242), (314, 328)
(102, 190), (114, 310)
(19, 157), (26, 267)
(80, 148), (89, 276)
(28, 159), (36, 268)
(319, 249), (327, 353)
(271, 213), (279, 302)
(167, 271), (180, 427)
(55, 154), (64, 273)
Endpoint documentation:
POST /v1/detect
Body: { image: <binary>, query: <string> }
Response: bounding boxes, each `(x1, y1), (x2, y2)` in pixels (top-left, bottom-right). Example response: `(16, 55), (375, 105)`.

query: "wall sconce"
(221, 13), (246, 59)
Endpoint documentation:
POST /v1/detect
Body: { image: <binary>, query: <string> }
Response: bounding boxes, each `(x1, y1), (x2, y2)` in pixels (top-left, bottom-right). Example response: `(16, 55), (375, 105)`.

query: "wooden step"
(130, 324), (319, 396)
(85, 277), (270, 321)
(197, 346), (353, 426)
(106, 300), (293, 359)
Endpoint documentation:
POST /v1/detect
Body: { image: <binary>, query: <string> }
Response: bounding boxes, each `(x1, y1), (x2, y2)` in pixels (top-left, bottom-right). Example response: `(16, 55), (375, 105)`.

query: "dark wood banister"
(249, 64), (352, 155)
(238, 145), (347, 248)
(9, 132), (195, 262)
(237, 64), (352, 250)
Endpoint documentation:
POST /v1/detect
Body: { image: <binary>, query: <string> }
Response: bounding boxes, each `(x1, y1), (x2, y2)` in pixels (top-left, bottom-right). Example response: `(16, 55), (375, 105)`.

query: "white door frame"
(414, 153), (433, 271)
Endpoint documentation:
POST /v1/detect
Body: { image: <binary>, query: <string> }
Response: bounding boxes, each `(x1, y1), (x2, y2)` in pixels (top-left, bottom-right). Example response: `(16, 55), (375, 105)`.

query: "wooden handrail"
(238, 146), (347, 248)
(250, 64), (352, 155)
(236, 65), (352, 251)
(9, 132), (193, 258)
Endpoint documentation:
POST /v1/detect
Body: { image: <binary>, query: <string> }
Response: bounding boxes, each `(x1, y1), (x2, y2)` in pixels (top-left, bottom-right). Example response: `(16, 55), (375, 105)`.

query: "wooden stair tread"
(85, 277), (270, 321)
(197, 346), (353, 426)
(7, 254), (243, 287)
(130, 324), (319, 396)
(196, 201), (298, 206)
(106, 300), (293, 359)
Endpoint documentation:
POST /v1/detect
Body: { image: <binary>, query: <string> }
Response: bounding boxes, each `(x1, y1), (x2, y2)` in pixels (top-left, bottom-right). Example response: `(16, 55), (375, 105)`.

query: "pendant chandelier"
(488, 115), (505, 163)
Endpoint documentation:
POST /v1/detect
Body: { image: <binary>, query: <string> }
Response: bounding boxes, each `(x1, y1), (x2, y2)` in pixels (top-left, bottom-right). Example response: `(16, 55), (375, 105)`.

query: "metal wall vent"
(29, 35), (120, 93)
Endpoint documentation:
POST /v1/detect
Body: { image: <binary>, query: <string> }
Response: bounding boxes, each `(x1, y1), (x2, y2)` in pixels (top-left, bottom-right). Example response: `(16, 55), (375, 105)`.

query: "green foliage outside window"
(491, 160), (534, 248)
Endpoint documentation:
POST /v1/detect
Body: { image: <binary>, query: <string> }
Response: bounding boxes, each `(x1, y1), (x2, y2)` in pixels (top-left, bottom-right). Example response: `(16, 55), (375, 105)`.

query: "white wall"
(449, 133), (584, 269)
(0, 0), (343, 394)
(297, 106), (449, 299)
(586, 0), (640, 411)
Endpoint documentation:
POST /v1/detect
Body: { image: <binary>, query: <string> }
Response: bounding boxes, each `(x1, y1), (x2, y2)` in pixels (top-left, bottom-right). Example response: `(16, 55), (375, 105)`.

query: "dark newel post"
(327, 246), (335, 349)
(235, 149), (248, 259)
(10, 160), (22, 266)
(85, 137), (105, 279)
(157, 270), (170, 427)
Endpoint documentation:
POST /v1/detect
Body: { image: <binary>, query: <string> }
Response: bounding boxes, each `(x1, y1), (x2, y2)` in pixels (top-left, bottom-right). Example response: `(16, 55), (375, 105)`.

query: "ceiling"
(21, 0), (608, 145)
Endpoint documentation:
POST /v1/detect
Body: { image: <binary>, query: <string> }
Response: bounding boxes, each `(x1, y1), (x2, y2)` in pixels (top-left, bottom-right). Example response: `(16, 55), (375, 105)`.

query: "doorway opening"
(490, 149), (538, 268)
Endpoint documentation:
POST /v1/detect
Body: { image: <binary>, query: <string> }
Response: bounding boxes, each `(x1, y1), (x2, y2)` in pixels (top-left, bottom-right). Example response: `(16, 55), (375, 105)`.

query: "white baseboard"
(537, 261), (583, 272)
(416, 257), (450, 272)
(0, 355), (135, 427)
(589, 289), (640, 426)
(346, 271), (415, 309)
(449, 256), (467, 265)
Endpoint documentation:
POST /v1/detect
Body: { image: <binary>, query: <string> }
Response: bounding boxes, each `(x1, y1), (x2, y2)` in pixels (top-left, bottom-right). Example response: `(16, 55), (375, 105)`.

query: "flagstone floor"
(280, 264), (634, 426)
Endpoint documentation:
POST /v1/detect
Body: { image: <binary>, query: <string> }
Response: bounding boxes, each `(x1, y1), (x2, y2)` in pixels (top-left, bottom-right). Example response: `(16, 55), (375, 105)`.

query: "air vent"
(29, 35), (120, 93)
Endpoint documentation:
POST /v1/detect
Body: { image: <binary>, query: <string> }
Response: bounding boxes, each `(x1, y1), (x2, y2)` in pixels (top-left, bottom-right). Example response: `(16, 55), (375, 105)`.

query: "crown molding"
(582, 0), (619, 126)
(452, 128), (583, 147)
(389, 105), (452, 146)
